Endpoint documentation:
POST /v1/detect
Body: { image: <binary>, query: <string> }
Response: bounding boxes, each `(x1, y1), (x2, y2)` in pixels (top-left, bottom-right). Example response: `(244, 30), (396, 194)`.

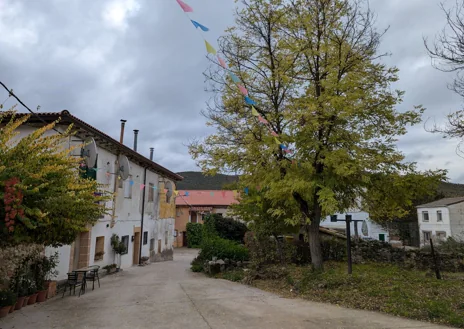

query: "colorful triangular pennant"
(238, 84), (248, 95)
(185, 191), (189, 196)
(140, 184), (145, 190)
(176, 0), (193, 12)
(274, 137), (281, 145)
(205, 40), (217, 55)
(244, 96), (256, 105)
(258, 115), (268, 124)
(217, 56), (227, 69)
(191, 20), (209, 31)
(251, 106), (259, 116)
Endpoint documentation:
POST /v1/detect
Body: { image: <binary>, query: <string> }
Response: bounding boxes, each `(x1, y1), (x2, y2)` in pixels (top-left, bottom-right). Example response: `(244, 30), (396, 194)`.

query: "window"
(149, 238), (155, 252)
(437, 210), (443, 222)
(94, 236), (105, 261)
(422, 211), (429, 222)
(148, 183), (154, 202)
(176, 209), (181, 217)
(124, 176), (132, 198)
(436, 231), (447, 240)
(143, 231), (148, 245)
(423, 231), (431, 242)
(121, 235), (129, 254)
(165, 231), (168, 246)
(330, 215), (337, 222)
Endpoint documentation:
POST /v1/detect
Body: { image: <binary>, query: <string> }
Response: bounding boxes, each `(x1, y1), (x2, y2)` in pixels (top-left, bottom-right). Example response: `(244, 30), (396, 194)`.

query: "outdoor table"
(73, 265), (99, 296)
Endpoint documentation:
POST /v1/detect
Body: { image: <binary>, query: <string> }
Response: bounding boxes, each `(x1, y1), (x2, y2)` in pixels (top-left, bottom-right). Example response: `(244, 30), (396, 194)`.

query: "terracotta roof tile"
(176, 190), (238, 206)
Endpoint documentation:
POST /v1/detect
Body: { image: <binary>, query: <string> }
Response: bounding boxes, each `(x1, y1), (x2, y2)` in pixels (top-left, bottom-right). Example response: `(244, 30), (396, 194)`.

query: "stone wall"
(0, 244), (44, 289)
(351, 239), (464, 272)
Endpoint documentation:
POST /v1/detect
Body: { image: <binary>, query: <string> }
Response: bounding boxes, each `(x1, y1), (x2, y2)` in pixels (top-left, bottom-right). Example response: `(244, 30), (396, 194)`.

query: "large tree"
(191, 0), (445, 269)
(0, 111), (109, 247)
(425, 1), (464, 144)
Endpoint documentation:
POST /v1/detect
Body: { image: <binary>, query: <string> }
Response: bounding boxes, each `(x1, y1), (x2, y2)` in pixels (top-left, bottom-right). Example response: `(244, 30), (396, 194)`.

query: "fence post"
(346, 215), (352, 275)
(429, 238), (442, 280)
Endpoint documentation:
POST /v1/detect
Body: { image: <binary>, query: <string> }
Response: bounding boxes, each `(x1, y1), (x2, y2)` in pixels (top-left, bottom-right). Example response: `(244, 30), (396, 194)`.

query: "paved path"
(0, 249), (449, 329)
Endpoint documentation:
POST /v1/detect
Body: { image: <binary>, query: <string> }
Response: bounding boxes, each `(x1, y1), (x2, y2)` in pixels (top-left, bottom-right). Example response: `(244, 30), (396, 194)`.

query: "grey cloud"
(1, 0), (464, 181)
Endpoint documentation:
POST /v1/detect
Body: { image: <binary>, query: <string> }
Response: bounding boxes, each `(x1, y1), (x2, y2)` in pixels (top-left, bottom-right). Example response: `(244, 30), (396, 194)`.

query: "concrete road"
(0, 249), (449, 329)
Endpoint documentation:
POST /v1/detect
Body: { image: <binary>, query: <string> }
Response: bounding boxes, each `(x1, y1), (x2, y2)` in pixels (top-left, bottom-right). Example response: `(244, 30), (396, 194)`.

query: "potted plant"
(111, 234), (127, 270)
(0, 290), (17, 318)
(14, 285), (27, 310)
(43, 252), (59, 298)
(102, 264), (117, 274)
(27, 280), (38, 305)
(9, 266), (27, 310)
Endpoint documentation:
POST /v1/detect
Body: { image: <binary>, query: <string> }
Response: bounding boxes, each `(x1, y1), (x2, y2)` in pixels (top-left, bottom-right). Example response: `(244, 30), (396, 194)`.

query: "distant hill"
(176, 172), (464, 196)
(176, 171), (239, 190)
(438, 181), (464, 197)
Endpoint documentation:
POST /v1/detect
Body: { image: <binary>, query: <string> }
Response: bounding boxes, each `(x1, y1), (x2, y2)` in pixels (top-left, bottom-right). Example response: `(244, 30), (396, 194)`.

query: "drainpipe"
(111, 119), (126, 228)
(139, 145), (150, 265)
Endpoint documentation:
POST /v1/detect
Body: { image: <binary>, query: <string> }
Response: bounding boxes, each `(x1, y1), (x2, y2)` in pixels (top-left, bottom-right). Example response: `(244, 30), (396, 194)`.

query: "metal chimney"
(149, 147), (154, 161)
(119, 119), (127, 144)
(133, 130), (139, 152)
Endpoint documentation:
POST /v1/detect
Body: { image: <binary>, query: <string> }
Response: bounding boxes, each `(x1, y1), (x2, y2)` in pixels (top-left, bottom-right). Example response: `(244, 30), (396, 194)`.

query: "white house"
(321, 210), (390, 242)
(12, 110), (182, 280)
(417, 197), (464, 247)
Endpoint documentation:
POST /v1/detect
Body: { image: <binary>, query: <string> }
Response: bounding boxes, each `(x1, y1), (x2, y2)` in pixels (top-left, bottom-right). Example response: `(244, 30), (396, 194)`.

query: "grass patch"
(214, 269), (246, 282)
(232, 262), (464, 328)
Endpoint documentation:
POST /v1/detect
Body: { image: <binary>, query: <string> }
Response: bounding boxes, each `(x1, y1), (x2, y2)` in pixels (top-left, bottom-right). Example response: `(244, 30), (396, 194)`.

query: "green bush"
(0, 289), (17, 307)
(190, 256), (204, 272)
(199, 235), (249, 262)
(186, 223), (203, 248)
(204, 214), (248, 243)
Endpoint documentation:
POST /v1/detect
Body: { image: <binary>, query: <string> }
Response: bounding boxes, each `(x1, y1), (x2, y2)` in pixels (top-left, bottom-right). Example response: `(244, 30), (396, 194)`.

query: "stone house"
(174, 190), (238, 247)
(417, 196), (464, 247)
(8, 110), (182, 280)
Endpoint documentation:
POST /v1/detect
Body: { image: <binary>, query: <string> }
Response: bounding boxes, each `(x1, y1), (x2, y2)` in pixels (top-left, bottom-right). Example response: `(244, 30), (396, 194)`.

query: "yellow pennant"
(274, 137), (281, 145)
(232, 190), (238, 197)
(251, 106), (259, 116)
(205, 40), (217, 55)
(174, 190), (179, 196)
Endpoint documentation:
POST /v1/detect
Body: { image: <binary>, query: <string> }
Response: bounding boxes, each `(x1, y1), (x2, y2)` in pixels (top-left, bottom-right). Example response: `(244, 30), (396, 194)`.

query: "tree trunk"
(306, 216), (323, 271)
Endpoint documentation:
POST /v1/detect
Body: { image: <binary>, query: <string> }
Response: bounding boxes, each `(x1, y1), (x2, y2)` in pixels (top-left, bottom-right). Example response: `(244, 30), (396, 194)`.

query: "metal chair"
(85, 266), (100, 290)
(62, 272), (83, 297)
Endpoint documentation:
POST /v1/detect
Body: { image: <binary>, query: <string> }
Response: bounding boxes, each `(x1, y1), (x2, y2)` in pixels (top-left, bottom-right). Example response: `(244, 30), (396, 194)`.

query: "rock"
(243, 261), (250, 267)
(212, 257), (218, 261)
(208, 260), (216, 265)
(224, 258), (230, 265)
(210, 263), (221, 275)
(217, 259), (225, 265)
(236, 261), (242, 267)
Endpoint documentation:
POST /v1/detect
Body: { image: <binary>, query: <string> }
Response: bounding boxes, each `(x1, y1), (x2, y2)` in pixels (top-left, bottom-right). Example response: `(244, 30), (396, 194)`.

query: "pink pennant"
(238, 84), (248, 95)
(217, 56), (227, 69)
(176, 0), (193, 12)
(221, 191), (226, 198)
(164, 188), (168, 193)
(271, 131), (278, 137)
(258, 115), (268, 124)
(140, 184), (145, 190)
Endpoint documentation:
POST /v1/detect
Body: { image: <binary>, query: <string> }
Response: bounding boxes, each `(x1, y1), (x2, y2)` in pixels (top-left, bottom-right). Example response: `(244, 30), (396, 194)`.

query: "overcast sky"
(1, 0), (464, 181)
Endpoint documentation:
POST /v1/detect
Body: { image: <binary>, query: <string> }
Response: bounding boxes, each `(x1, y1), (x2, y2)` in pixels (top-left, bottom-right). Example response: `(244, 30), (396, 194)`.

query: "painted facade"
(13, 111), (181, 281)
(321, 211), (390, 242)
(417, 197), (464, 247)
(174, 190), (237, 247)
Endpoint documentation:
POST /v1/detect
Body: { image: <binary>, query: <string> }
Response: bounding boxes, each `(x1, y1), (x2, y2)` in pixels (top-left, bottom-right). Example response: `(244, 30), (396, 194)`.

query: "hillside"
(176, 171), (239, 190)
(438, 181), (464, 197)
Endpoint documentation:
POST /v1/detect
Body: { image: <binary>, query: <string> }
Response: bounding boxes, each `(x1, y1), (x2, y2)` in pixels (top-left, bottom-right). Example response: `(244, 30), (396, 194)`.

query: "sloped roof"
(417, 196), (464, 208)
(176, 190), (238, 207)
(2, 110), (182, 181)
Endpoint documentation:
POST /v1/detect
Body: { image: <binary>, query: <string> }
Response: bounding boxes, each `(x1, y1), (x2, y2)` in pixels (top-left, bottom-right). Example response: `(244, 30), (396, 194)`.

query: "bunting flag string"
(174, 0), (294, 156)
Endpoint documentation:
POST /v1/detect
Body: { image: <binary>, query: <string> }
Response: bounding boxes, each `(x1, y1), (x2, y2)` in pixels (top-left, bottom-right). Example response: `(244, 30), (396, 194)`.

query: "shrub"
(0, 289), (17, 307)
(199, 235), (249, 262)
(190, 256), (204, 272)
(186, 223), (203, 248)
(204, 214), (248, 243)
(246, 234), (296, 266)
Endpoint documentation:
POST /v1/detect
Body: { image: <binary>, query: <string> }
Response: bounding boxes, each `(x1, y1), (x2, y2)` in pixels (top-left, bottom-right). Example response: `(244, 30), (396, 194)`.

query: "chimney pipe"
(120, 119), (127, 144)
(149, 147), (154, 161)
(133, 130), (139, 152)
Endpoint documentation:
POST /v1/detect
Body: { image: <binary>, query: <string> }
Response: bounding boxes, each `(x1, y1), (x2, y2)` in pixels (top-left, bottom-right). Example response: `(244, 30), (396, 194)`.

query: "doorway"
(379, 234), (386, 242)
(133, 232), (141, 265)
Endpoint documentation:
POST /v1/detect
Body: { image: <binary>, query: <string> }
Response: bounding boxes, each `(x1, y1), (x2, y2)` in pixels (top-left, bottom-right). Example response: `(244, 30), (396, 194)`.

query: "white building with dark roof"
(417, 197), (464, 246)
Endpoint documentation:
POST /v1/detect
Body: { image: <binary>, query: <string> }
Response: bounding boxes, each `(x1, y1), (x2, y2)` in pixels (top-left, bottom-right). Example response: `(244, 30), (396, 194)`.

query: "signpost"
(332, 214), (364, 275)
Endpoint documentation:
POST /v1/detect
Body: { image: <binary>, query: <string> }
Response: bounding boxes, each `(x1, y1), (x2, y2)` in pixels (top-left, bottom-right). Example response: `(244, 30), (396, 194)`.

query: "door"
(182, 232), (187, 247)
(379, 234), (385, 242)
(133, 232), (141, 265)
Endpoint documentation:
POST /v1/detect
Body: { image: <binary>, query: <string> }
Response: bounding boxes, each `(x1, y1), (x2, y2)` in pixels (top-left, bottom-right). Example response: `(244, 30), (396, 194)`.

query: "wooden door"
(133, 232), (141, 265)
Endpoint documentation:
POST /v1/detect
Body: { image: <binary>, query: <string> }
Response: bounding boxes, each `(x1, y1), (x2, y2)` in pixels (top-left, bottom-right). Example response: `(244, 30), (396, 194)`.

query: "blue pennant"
(244, 187), (249, 195)
(244, 96), (256, 105)
(185, 191), (189, 196)
(229, 72), (240, 83)
(130, 180), (134, 186)
(191, 20), (209, 32)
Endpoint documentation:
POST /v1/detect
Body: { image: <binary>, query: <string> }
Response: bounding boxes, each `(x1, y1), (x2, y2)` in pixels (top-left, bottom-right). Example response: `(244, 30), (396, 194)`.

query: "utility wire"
(0, 80), (62, 134)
